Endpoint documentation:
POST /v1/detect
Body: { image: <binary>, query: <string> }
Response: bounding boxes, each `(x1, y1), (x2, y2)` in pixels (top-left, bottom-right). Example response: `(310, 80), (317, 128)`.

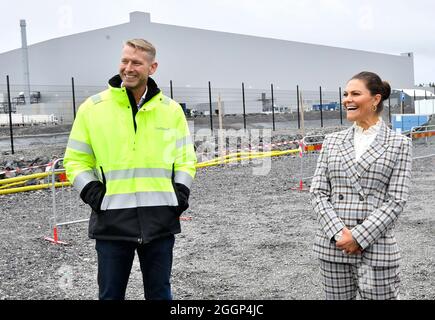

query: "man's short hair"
(125, 39), (156, 61)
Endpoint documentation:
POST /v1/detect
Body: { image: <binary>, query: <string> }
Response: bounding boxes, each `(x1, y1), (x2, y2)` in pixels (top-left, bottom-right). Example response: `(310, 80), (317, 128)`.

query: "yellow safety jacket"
(64, 76), (196, 243)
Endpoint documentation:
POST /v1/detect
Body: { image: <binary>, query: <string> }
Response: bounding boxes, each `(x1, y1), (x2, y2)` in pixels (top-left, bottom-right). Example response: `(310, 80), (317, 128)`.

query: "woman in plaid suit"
(310, 71), (412, 300)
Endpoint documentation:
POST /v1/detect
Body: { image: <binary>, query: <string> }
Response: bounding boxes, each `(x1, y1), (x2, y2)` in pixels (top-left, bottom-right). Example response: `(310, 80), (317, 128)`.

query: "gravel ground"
(0, 136), (434, 300)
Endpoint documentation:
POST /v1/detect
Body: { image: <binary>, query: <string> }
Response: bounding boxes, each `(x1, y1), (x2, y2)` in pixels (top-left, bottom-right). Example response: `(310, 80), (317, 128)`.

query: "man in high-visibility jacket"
(64, 39), (196, 300)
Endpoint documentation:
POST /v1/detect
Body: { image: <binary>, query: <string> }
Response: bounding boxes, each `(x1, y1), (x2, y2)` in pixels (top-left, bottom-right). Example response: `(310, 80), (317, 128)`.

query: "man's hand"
(336, 227), (362, 255)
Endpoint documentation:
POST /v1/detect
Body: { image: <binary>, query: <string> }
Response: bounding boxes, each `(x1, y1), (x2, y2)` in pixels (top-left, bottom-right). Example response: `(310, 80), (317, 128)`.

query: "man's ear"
(149, 61), (158, 75)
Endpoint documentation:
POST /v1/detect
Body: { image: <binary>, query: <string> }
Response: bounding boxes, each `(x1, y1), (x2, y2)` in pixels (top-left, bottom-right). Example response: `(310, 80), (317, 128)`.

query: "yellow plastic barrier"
(0, 180), (27, 190)
(197, 151), (270, 166)
(196, 149), (299, 168)
(0, 148), (299, 194)
(198, 150), (295, 167)
(197, 149), (296, 165)
(0, 181), (71, 195)
(0, 171), (63, 185)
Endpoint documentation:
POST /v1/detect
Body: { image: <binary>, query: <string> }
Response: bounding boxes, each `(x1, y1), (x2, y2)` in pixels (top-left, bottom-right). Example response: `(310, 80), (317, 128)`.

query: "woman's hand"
(336, 227), (362, 255)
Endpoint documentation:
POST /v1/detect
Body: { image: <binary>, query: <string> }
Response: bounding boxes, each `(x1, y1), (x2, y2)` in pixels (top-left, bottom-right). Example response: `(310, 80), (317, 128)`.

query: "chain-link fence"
(1, 77), (435, 136)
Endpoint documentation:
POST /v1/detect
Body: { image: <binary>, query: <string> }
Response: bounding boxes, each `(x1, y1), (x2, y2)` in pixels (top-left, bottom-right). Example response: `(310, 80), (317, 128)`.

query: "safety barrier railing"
(410, 124), (435, 159)
(289, 134), (325, 192)
(44, 158), (88, 245)
(411, 124), (435, 140)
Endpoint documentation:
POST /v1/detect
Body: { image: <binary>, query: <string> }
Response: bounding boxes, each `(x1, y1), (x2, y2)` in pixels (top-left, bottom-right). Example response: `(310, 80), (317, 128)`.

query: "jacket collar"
(338, 120), (390, 197)
(107, 74), (161, 110)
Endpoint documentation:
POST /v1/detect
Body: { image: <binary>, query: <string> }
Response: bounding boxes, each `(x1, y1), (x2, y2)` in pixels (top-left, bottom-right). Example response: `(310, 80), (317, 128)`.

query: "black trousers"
(95, 235), (175, 300)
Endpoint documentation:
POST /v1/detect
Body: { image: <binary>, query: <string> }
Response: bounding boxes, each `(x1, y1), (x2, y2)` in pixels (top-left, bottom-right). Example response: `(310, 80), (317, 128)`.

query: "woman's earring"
(372, 105), (377, 112)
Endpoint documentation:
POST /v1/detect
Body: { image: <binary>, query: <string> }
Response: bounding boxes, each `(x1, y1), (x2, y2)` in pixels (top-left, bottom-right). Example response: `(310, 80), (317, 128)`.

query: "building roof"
(395, 89), (435, 97)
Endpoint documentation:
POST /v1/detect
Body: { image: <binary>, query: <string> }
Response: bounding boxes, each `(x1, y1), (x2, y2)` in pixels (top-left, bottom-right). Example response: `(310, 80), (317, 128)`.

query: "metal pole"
(296, 85), (300, 129)
(319, 86), (323, 128)
(6, 75), (14, 154)
(339, 87), (343, 126)
(208, 81), (213, 133)
(388, 96), (391, 124)
(71, 77), (76, 120)
(170, 80), (173, 99)
(51, 160), (58, 241)
(401, 89), (404, 114)
(299, 139), (304, 191)
(413, 90), (416, 114)
(271, 83), (275, 131)
(242, 82), (247, 131)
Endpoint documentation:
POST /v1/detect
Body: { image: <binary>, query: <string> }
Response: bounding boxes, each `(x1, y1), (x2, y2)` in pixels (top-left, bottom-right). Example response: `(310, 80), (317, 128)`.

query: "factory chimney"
(20, 19), (31, 106)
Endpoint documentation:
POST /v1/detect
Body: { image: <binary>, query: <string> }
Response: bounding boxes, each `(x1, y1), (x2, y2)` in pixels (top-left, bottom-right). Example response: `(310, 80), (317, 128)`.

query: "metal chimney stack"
(20, 19), (31, 106)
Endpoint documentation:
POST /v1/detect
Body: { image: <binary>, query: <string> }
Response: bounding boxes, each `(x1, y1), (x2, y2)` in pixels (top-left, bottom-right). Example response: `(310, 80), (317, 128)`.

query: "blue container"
(392, 114), (429, 133)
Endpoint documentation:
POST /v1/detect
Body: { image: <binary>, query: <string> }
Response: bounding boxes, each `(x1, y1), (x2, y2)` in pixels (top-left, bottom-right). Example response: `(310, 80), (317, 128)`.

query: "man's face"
(119, 45), (158, 91)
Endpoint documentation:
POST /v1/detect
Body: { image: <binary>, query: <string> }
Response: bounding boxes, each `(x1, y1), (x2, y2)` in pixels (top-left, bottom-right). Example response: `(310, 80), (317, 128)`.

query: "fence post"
(400, 90), (408, 114)
(242, 82), (247, 131)
(271, 83), (275, 131)
(388, 96), (392, 124)
(297, 85), (300, 129)
(6, 75), (14, 154)
(339, 87), (343, 126)
(170, 80), (173, 99)
(319, 86), (323, 128)
(299, 140), (304, 191)
(71, 77), (76, 120)
(208, 81), (213, 134)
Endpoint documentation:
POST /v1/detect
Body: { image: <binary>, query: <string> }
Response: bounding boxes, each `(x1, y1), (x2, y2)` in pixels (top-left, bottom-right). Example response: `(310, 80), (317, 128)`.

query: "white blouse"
(353, 119), (382, 161)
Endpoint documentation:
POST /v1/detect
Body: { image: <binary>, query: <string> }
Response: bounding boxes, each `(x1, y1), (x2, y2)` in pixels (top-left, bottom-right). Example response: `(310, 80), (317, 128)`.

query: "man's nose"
(125, 61), (133, 71)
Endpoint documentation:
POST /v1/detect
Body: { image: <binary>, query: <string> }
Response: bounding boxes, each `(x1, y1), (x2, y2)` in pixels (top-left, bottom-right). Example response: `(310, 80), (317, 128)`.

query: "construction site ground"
(0, 122), (434, 300)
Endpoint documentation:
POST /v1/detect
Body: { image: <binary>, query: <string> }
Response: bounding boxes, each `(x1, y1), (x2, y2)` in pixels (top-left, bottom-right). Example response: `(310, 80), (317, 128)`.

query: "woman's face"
(343, 79), (381, 125)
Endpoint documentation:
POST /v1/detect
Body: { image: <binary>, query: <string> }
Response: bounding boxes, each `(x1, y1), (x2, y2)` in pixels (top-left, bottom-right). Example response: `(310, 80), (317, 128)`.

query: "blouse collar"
(354, 118), (382, 135)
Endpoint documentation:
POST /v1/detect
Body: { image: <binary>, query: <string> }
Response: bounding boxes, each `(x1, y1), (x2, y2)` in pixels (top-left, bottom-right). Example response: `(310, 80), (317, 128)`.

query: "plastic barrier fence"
(289, 135), (324, 191)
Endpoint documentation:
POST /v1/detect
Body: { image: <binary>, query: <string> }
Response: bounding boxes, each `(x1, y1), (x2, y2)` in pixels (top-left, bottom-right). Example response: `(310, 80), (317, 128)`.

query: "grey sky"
(2, 0), (435, 84)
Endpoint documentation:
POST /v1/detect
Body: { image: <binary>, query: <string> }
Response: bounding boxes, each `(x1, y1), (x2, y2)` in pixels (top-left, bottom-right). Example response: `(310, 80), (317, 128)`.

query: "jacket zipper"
(126, 90), (145, 245)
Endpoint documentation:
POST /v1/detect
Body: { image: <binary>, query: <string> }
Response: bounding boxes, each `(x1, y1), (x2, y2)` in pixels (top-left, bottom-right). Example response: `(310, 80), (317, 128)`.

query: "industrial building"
(0, 11), (417, 121)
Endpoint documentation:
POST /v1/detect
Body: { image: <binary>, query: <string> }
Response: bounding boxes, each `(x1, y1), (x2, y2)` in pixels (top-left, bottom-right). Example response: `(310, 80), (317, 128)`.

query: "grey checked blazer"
(310, 121), (412, 267)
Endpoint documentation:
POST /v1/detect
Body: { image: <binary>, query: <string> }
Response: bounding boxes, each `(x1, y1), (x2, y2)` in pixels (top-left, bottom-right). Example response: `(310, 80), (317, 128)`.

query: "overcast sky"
(2, 0), (435, 85)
